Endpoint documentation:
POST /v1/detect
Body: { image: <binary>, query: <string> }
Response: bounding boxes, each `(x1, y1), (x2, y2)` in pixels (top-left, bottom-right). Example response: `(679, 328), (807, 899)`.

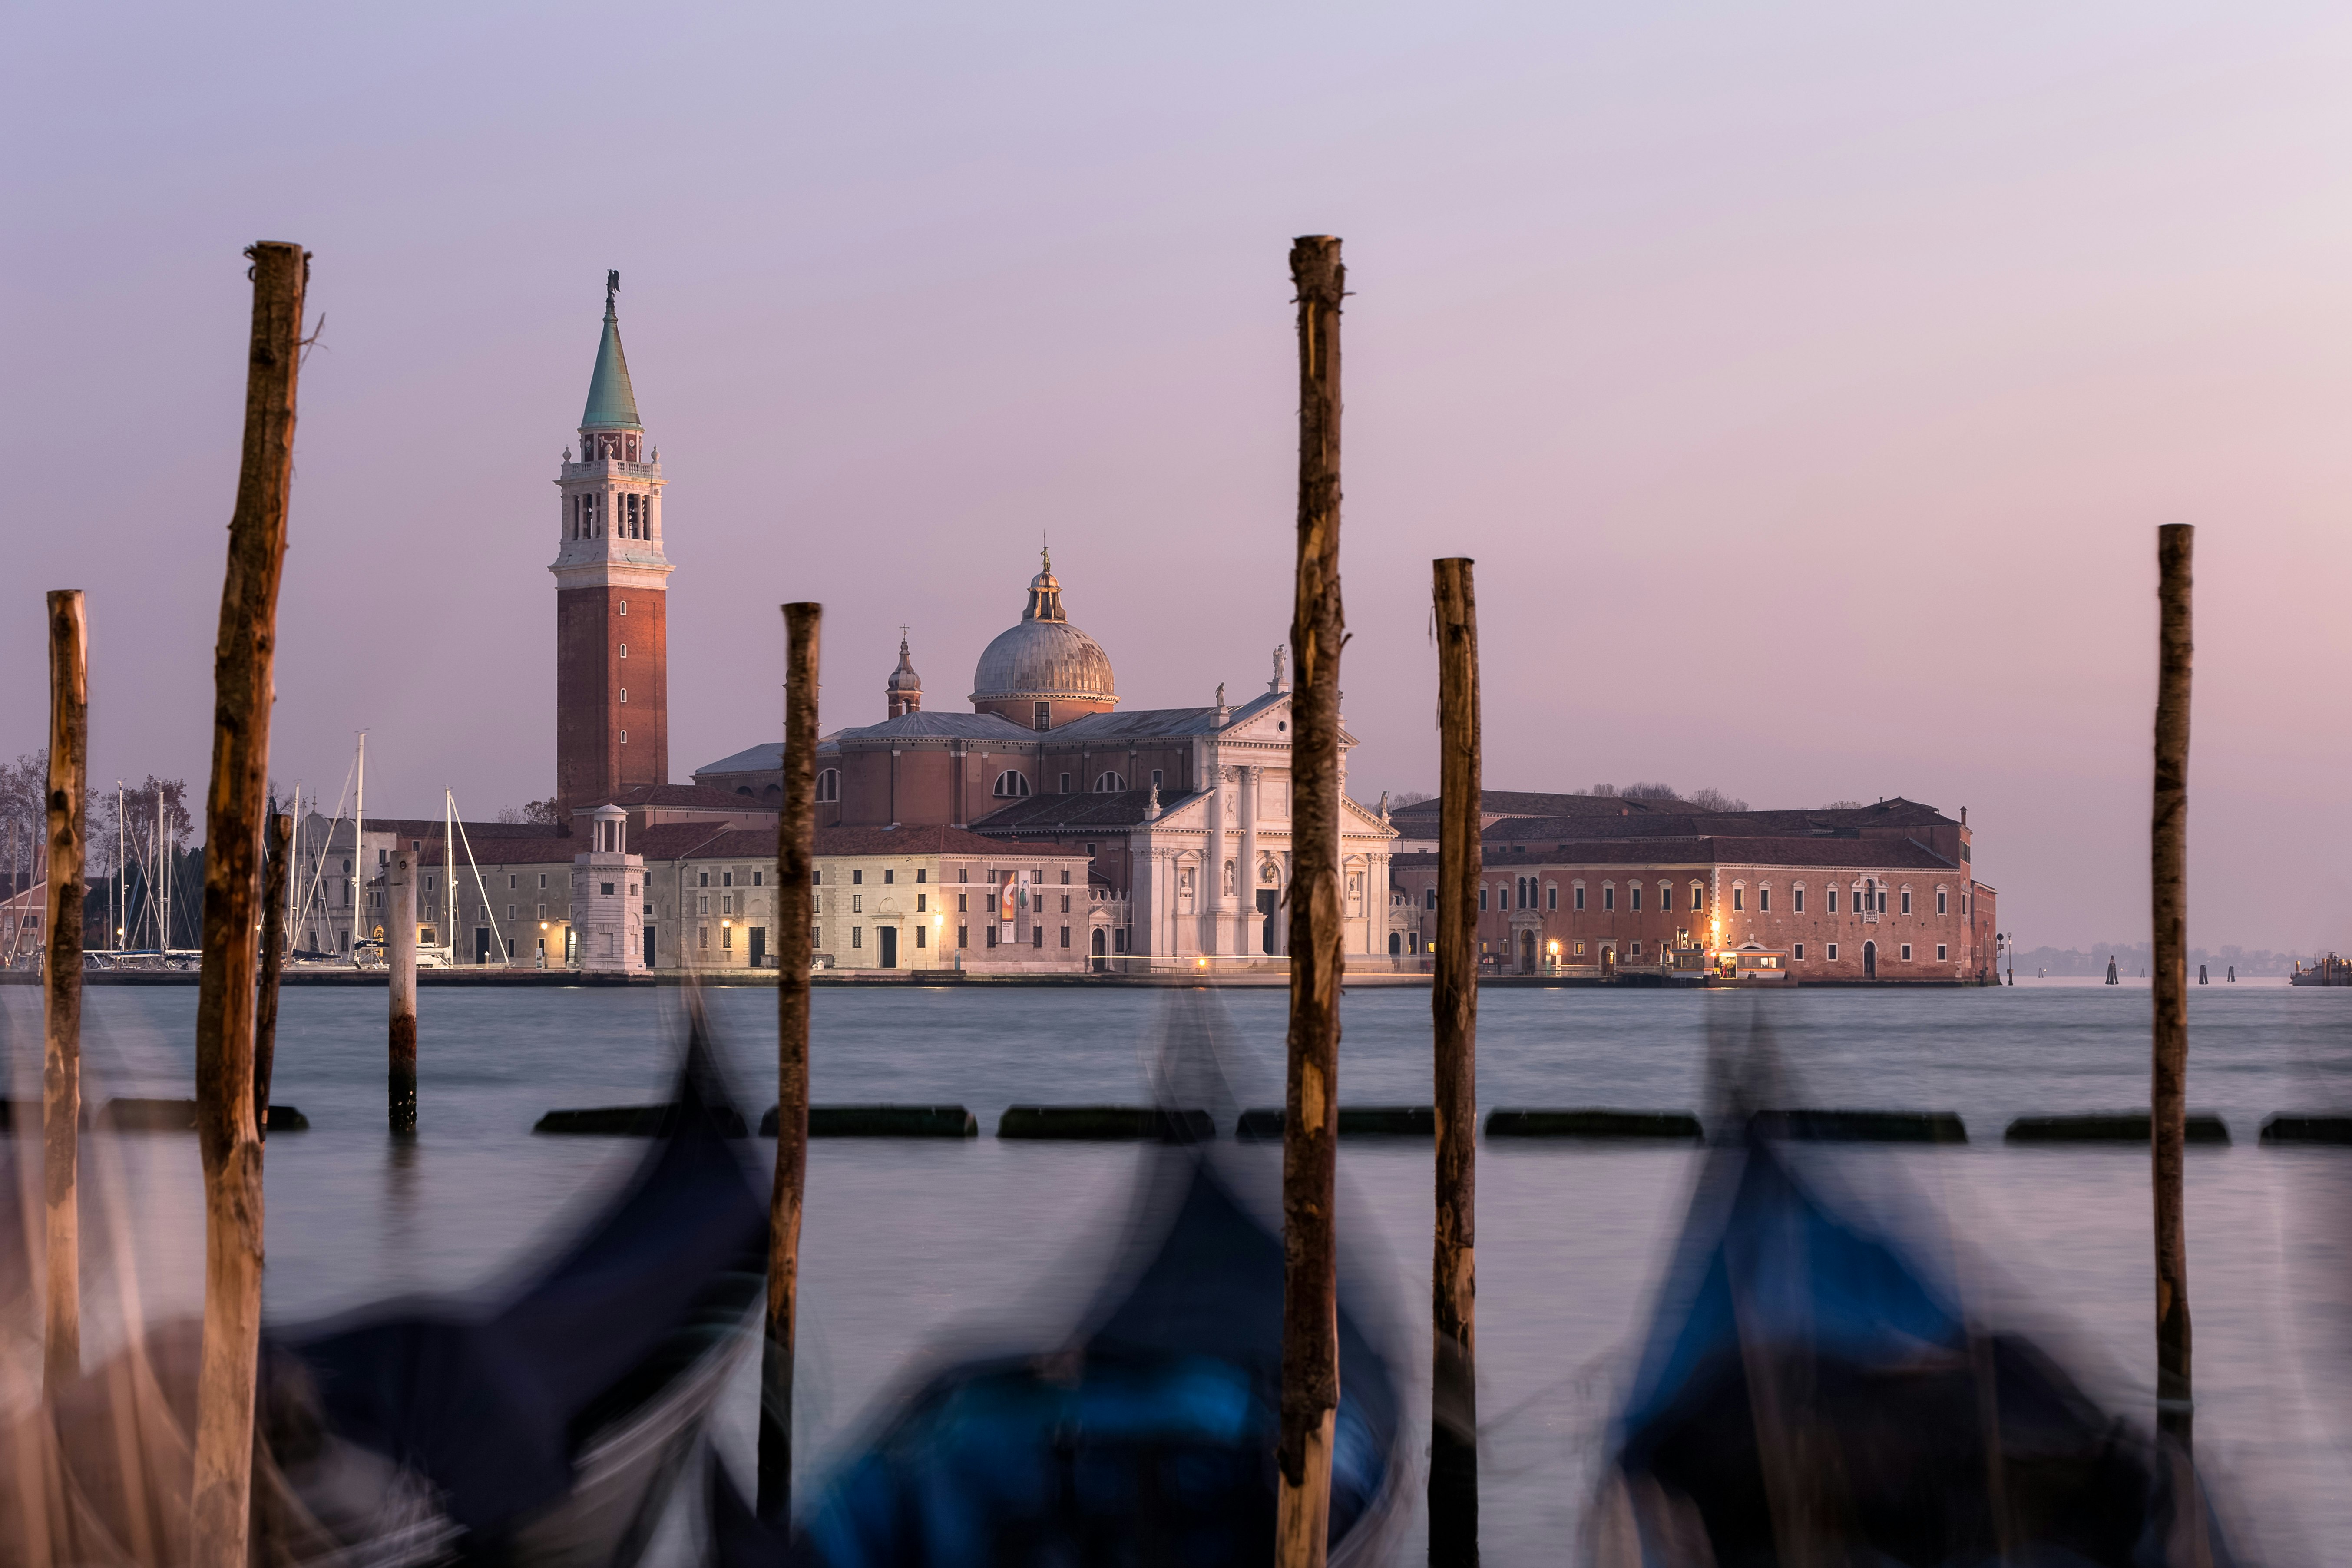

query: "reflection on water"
(2, 980), (2349, 1562)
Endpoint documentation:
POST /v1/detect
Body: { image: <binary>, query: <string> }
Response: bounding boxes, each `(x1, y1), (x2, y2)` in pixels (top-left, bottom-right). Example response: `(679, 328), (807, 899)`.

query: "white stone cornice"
(550, 560), (677, 591)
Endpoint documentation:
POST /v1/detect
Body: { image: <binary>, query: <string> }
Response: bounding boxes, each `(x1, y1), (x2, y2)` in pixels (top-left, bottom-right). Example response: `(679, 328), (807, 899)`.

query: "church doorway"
(1863, 940), (1877, 979)
(1600, 943), (1617, 979)
(1256, 889), (1278, 955)
(749, 926), (767, 969)
(1389, 932), (1402, 956)
(1519, 930), (1536, 974)
(879, 926), (899, 969)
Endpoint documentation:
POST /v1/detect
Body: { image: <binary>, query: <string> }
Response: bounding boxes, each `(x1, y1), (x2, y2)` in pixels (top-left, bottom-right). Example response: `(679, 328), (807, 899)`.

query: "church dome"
(970, 552), (1115, 704)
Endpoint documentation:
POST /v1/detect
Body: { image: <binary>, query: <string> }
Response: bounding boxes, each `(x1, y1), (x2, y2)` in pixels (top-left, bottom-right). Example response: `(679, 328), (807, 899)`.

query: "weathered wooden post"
(43, 588), (88, 1393)
(2151, 523), (2193, 1451)
(255, 810), (291, 1137)
(1277, 234), (1346, 1568)
(191, 238), (304, 1568)
(760, 601), (821, 1522)
(387, 847), (418, 1133)
(1429, 558), (1479, 1565)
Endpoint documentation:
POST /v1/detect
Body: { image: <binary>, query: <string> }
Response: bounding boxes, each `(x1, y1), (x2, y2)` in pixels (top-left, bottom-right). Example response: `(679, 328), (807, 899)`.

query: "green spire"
(580, 277), (642, 430)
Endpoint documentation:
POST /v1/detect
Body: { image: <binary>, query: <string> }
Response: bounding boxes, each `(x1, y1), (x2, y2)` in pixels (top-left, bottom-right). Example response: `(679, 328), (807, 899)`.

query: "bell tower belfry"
(552, 271), (674, 820)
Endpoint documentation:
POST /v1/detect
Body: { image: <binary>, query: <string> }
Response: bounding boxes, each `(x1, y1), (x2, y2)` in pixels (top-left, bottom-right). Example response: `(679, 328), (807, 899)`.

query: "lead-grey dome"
(970, 551), (1116, 703)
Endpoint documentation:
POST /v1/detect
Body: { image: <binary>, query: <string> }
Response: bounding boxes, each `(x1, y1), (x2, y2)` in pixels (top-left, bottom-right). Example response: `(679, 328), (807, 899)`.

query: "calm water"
(5, 978), (2352, 1564)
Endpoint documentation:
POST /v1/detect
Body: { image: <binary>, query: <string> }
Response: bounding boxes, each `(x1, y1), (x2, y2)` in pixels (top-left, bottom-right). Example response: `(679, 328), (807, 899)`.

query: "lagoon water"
(5, 978), (2352, 1563)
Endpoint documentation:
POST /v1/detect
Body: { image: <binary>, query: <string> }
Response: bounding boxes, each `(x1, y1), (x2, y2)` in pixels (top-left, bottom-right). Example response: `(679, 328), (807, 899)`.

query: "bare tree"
(1621, 781), (1679, 800)
(1687, 787), (1750, 813)
(1823, 799), (1864, 810)
(497, 797), (562, 826)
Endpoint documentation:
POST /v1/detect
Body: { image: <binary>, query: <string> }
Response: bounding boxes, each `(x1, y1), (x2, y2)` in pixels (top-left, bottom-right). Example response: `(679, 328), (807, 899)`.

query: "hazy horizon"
(9, 2), (2352, 953)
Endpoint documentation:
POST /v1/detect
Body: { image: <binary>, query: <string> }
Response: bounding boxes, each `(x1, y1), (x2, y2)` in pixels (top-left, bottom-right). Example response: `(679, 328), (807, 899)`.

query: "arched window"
(993, 770), (1031, 798)
(1093, 771), (1126, 793)
(815, 769), (839, 804)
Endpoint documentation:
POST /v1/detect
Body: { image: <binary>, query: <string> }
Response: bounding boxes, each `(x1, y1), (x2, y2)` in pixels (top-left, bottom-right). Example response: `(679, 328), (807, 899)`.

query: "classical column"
(1237, 765), (1259, 956)
(1202, 764), (1225, 954)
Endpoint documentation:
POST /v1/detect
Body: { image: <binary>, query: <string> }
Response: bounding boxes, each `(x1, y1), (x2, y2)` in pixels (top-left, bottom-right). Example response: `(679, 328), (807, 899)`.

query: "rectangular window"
(1937, 943), (1948, 960)
(1901, 890), (1912, 915)
(883, 868), (896, 884)
(1032, 927), (1044, 949)
(1060, 894), (1071, 913)
(1690, 885), (1704, 911)
(700, 926), (710, 949)
(1574, 941), (1585, 955)
(1631, 883), (1641, 911)
(754, 870), (764, 886)
(1630, 941), (1642, 956)
(507, 904), (515, 920)
(722, 870), (733, 887)
(959, 924), (969, 948)
(958, 893), (968, 913)
(814, 869), (823, 885)
(1878, 890), (1888, 913)
(1034, 701), (1051, 731)
(986, 925), (998, 947)
(1479, 886), (1489, 910)
(1603, 885), (1615, 912)
(601, 882), (615, 896)
(1425, 887), (1436, 910)
(1794, 942), (1806, 960)
(1827, 888), (1839, 913)
(1151, 769), (1164, 788)
(508, 873), (517, 889)
(916, 893), (927, 912)
(851, 894), (861, 913)
(699, 871), (709, 887)
(915, 869), (926, 883)
(851, 869), (863, 885)
(1575, 885), (1586, 911)
(1499, 886), (1510, 912)
(851, 927), (862, 949)
(1937, 890), (1947, 915)
(1733, 887), (1743, 911)
(1793, 888), (1805, 913)
(1059, 773), (1072, 792)
(1059, 926), (1070, 948)
(721, 925), (732, 949)
(1828, 942), (1839, 960)
(1060, 869), (1071, 885)
(539, 873), (548, 889)
(813, 893), (821, 913)
(1547, 885), (1557, 911)
(1760, 887), (1770, 913)
(1900, 943), (1913, 961)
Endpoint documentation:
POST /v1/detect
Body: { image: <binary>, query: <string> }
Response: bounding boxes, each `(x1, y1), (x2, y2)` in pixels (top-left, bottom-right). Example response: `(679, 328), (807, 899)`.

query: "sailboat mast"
(354, 731), (366, 957)
(444, 789), (457, 964)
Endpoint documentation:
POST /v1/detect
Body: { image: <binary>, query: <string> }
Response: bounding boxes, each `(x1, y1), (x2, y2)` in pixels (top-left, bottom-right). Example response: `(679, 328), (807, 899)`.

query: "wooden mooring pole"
(191, 238), (305, 1568)
(2152, 523), (2193, 1452)
(760, 601), (820, 1523)
(1429, 558), (1480, 1565)
(1277, 234), (1346, 1568)
(43, 589), (88, 1394)
(387, 847), (418, 1133)
(255, 810), (291, 1138)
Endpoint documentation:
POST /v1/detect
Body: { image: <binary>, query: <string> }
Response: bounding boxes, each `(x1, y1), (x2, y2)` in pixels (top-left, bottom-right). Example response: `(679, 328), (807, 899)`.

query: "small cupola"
(887, 630), (924, 718)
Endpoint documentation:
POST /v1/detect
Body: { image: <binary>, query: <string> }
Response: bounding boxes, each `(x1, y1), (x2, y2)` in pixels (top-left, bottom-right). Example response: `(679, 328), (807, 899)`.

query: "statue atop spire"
(581, 270), (642, 436)
(1269, 645), (1286, 693)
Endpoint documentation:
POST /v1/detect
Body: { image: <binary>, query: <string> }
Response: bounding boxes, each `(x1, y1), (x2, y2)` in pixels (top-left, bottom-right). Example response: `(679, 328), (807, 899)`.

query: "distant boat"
(2291, 954), (2352, 987)
(1591, 1132), (2236, 1566)
(716, 1149), (1406, 1567)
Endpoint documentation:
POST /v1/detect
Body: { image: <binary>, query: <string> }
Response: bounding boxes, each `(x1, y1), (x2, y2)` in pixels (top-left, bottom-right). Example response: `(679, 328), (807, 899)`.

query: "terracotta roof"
(969, 788), (1185, 832)
(816, 824), (1075, 859)
(1391, 835), (1958, 872)
(592, 783), (775, 813)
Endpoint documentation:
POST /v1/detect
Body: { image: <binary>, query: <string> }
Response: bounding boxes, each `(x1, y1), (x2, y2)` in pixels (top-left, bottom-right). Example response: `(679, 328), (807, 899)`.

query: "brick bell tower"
(552, 271), (673, 822)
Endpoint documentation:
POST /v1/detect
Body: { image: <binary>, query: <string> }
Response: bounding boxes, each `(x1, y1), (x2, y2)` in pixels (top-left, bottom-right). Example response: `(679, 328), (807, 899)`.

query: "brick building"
(1386, 795), (1996, 982)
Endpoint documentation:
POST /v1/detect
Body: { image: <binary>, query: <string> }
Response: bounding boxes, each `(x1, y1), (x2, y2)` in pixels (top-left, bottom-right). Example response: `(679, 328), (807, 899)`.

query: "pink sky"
(7, 2), (2352, 951)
